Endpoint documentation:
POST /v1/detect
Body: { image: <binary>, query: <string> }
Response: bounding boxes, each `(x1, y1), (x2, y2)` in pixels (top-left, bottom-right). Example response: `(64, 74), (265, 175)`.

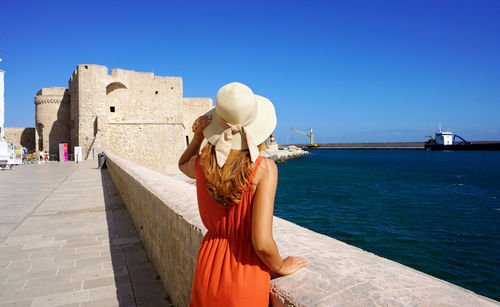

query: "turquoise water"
(274, 149), (500, 301)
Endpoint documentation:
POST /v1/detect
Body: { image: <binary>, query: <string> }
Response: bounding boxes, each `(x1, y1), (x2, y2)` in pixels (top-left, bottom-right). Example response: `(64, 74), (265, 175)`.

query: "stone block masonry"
(17, 64), (213, 172)
(3, 127), (36, 152)
(34, 87), (70, 156)
(65, 65), (212, 175)
(104, 152), (499, 306)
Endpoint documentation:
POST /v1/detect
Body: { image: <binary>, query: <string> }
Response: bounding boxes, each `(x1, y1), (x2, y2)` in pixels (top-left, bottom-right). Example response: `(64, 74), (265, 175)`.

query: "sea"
(274, 149), (500, 301)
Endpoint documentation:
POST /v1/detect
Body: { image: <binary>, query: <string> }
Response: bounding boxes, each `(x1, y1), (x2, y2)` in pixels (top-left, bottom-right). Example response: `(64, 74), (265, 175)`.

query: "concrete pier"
(0, 161), (170, 306)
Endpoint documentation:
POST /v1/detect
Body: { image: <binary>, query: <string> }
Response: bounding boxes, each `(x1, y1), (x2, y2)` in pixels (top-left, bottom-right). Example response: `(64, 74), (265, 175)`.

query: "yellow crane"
(291, 128), (317, 147)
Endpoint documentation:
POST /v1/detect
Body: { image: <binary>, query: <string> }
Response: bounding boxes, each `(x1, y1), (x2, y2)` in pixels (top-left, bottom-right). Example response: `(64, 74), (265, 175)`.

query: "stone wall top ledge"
(104, 152), (498, 307)
(105, 152), (205, 230)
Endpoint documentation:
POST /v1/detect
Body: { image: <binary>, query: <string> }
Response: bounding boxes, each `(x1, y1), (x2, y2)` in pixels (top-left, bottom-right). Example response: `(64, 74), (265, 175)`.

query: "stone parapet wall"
(104, 152), (498, 307)
(35, 87), (68, 96)
(105, 152), (204, 306)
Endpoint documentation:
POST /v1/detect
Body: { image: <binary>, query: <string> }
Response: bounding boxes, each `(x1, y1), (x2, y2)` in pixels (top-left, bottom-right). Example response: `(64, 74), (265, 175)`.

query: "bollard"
(98, 152), (107, 169)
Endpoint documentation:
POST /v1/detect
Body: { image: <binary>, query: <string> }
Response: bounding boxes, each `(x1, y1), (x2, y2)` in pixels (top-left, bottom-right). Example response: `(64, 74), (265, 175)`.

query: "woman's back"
(190, 155), (271, 307)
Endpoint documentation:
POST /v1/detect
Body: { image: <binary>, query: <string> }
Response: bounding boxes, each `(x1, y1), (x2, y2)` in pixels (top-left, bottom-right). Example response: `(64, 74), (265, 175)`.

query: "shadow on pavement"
(100, 168), (171, 306)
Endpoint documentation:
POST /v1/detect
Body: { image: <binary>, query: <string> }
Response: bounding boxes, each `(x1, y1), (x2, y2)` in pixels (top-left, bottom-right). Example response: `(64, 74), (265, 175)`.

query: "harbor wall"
(288, 142), (425, 149)
(104, 151), (498, 307)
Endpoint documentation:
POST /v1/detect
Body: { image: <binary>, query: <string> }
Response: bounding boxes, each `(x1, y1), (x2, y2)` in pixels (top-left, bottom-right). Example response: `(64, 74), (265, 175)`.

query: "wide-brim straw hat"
(202, 82), (277, 167)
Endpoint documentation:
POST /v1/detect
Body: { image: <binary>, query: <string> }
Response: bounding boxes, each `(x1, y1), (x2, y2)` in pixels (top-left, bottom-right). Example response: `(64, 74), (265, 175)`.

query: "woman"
(179, 82), (308, 307)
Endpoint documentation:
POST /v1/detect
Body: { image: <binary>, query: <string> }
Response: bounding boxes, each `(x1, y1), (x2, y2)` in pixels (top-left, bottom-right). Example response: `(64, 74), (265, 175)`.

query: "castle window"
(110, 106), (115, 112)
(155, 91), (158, 94)
(186, 136), (189, 146)
(84, 65), (88, 69)
(171, 87), (174, 90)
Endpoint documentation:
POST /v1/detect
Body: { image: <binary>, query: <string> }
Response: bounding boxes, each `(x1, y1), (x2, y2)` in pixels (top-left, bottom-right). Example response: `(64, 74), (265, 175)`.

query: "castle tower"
(34, 87), (70, 158)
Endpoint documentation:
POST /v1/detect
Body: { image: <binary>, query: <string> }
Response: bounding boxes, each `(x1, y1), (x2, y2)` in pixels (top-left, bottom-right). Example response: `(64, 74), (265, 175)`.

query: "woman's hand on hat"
(192, 115), (212, 141)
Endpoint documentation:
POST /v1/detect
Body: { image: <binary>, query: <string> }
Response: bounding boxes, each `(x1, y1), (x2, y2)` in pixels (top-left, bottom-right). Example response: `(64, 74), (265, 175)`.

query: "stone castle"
(14, 64), (212, 174)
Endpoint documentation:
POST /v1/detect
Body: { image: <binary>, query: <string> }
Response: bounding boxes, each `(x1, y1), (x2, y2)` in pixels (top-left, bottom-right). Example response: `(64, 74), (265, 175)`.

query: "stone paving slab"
(0, 161), (171, 306)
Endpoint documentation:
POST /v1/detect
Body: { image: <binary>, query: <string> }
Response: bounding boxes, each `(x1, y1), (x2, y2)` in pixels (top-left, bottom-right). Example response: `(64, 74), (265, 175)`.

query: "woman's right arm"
(178, 115), (211, 178)
(251, 159), (309, 275)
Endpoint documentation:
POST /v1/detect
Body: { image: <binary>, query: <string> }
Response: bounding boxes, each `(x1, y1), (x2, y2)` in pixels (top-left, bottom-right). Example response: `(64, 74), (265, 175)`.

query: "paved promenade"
(0, 161), (170, 306)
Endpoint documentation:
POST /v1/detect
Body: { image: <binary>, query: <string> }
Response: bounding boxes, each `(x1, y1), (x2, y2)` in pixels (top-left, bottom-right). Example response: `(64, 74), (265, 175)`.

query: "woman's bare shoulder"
(254, 157), (277, 185)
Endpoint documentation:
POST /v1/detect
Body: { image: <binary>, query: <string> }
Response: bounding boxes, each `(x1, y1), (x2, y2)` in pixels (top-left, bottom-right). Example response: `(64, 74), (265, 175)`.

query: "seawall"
(287, 142), (424, 149)
(104, 152), (498, 306)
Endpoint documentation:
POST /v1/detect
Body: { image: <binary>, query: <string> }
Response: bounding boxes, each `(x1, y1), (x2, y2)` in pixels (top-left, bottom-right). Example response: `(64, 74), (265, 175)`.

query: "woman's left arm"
(178, 115), (212, 178)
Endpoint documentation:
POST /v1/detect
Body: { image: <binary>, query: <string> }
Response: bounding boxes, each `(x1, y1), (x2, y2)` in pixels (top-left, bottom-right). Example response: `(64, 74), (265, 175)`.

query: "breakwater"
(288, 141), (500, 150)
(287, 142), (424, 149)
(262, 145), (310, 162)
(104, 151), (498, 306)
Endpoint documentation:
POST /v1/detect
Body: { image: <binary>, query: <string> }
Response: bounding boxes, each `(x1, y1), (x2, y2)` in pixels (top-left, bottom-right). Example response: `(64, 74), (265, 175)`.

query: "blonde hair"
(199, 143), (264, 207)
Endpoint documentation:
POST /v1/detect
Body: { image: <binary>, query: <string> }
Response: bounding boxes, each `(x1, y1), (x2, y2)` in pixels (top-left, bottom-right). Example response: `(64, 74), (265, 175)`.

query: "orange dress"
(190, 155), (271, 307)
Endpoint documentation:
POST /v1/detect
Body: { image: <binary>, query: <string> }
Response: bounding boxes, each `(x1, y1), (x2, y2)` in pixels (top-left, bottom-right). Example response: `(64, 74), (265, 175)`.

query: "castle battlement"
(34, 95), (69, 105)
(35, 87), (68, 96)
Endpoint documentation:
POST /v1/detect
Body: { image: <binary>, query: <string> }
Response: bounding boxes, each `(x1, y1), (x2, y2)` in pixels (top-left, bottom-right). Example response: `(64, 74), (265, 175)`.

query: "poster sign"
(74, 146), (83, 162)
(15, 146), (22, 160)
(59, 143), (68, 162)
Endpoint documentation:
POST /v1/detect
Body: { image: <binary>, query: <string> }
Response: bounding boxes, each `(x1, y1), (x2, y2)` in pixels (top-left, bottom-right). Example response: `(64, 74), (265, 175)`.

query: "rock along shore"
(261, 145), (309, 163)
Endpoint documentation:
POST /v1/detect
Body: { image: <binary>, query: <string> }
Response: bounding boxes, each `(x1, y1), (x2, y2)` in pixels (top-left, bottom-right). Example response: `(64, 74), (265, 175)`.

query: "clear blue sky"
(1, 0), (499, 143)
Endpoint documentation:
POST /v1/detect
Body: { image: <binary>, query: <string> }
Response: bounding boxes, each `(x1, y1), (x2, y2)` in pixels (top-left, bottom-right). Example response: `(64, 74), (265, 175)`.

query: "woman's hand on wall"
(275, 256), (309, 276)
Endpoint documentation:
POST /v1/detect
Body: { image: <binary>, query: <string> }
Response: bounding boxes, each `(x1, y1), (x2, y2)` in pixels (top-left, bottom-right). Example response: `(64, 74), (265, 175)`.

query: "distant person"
(44, 151), (48, 163)
(39, 151), (44, 163)
(179, 83), (308, 306)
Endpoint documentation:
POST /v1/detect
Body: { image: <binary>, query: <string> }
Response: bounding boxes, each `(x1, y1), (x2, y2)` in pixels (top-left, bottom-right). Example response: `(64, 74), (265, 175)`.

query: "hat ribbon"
(215, 103), (259, 167)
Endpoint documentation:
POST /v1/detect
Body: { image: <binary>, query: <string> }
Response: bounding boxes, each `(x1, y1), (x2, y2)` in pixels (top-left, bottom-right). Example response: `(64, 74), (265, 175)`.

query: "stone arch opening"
(106, 82), (128, 95)
(37, 123), (44, 151)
